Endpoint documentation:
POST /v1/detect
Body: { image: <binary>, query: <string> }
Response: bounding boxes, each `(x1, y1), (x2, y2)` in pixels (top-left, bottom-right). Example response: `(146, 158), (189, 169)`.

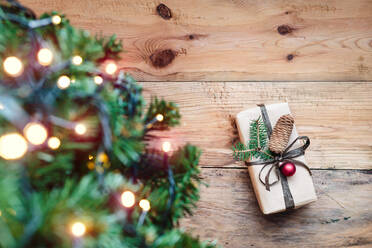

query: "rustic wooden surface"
(142, 82), (372, 170)
(22, 0), (372, 81)
(181, 169), (372, 248)
(142, 81), (372, 247)
(20, 1), (372, 247)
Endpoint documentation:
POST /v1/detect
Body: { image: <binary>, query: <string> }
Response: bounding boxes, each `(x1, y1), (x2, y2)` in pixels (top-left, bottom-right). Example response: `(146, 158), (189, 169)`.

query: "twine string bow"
(248, 136), (312, 191)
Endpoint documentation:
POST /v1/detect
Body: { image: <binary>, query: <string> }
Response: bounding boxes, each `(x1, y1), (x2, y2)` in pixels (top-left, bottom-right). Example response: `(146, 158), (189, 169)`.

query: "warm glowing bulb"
(24, 122), (48, 145)
(47, 137), (61, 149)
(37, 48), (53, 66)
(57, 75), (71, 89)
(71, 222), (86, 237)
(94, 76), (103, 85)
(105, 62), (117, 75)
(162, 141), (171, 153)
(3, 56), (23, 77)
(75, 123), (87, 135)
(0, 133), (28, 160)
(71, 55), (83, 65)
(121, 191), (135, 208)
(51, 15), (61, 25)
(156, 114), (164, 122)
(139, 199), (151, 212)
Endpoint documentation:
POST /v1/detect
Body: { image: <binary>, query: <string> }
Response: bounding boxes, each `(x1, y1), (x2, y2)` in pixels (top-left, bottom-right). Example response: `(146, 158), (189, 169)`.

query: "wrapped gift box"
(236, 103), (317, 214)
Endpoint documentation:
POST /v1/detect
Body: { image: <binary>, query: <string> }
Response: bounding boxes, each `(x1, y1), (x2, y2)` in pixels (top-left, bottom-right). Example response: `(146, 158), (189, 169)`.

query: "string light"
(121, 191), (135, 208)
(94, 76), (103, 85)
(105, 62), (117, 75)
(74, 123), (87, 135)
(37, 48), (53, 66)
(162, 141), (171, 153)
(87, 161), (95, 170)
(24, 122), (48, 145)
(71, 55), (83, 65)
(97, 153), (108, 163)
(57, 75), (71, 89)
(156, 114), (164, 122)
(139, 199), (151, 212)
(47, 137), (61, 149)
(51, 15), (61, 25)
(71, 222), (86, 237)
(0, 133), (28, 160)
(3, 56), (23, 77)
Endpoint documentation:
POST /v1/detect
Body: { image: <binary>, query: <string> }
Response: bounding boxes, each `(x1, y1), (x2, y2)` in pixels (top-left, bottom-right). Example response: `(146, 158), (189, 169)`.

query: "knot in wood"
(150, 49), (176, 68)
(277, 25), (293, 35)
(156, 3), (172, 20)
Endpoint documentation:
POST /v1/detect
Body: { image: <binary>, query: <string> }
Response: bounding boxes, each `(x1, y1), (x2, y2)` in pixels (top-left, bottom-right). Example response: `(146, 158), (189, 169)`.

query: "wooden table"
(23, 1), (372, 247)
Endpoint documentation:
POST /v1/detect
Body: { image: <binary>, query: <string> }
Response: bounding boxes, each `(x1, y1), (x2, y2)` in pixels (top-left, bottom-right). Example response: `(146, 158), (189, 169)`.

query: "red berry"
(280, 162), (296, 177)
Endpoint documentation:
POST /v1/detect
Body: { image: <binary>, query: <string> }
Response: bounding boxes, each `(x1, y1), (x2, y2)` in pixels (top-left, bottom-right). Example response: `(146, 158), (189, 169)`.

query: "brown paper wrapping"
(236, 103), (317, 214)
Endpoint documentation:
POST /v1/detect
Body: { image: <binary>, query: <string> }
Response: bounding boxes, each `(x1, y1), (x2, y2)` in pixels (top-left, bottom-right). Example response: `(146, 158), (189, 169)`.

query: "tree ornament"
(269, 114), (294, 154)
(280, 162), (296, 177)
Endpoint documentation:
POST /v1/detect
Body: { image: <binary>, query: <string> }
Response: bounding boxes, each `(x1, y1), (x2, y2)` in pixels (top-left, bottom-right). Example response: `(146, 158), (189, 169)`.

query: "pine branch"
(144, 97), (181, 130)
(232, 142), (255, 161)
(0, 2), (216, 247)
(232, 117), (274, 162)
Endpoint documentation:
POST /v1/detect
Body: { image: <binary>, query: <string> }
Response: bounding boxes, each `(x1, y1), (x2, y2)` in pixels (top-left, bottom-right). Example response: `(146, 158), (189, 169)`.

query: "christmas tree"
(0, 1), (216, 247)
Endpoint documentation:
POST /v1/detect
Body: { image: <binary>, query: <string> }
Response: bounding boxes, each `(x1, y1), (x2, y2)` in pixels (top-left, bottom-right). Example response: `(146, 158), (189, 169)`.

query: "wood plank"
(142, 82), (372, 170)
(21, 0), (372, 81)
(181, 168), (372, 248)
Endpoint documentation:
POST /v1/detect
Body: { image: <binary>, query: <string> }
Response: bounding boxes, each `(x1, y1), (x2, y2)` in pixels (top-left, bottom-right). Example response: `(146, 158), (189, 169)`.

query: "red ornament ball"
(280, 162), (296, 177)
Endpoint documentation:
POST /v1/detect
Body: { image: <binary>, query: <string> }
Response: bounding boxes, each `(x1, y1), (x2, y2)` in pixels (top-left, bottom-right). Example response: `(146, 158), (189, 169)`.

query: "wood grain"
(21, 0), (372, 81)
(142, 82), (372, 170)
(181, 168), (372, 248)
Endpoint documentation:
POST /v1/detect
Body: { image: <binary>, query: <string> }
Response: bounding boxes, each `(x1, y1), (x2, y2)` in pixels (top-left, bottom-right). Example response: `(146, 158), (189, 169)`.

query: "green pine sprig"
(232, 117), (273, 161)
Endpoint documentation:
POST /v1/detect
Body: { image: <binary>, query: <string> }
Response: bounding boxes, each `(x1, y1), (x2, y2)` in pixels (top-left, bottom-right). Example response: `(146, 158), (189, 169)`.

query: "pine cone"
(269, 114), (294, 154)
